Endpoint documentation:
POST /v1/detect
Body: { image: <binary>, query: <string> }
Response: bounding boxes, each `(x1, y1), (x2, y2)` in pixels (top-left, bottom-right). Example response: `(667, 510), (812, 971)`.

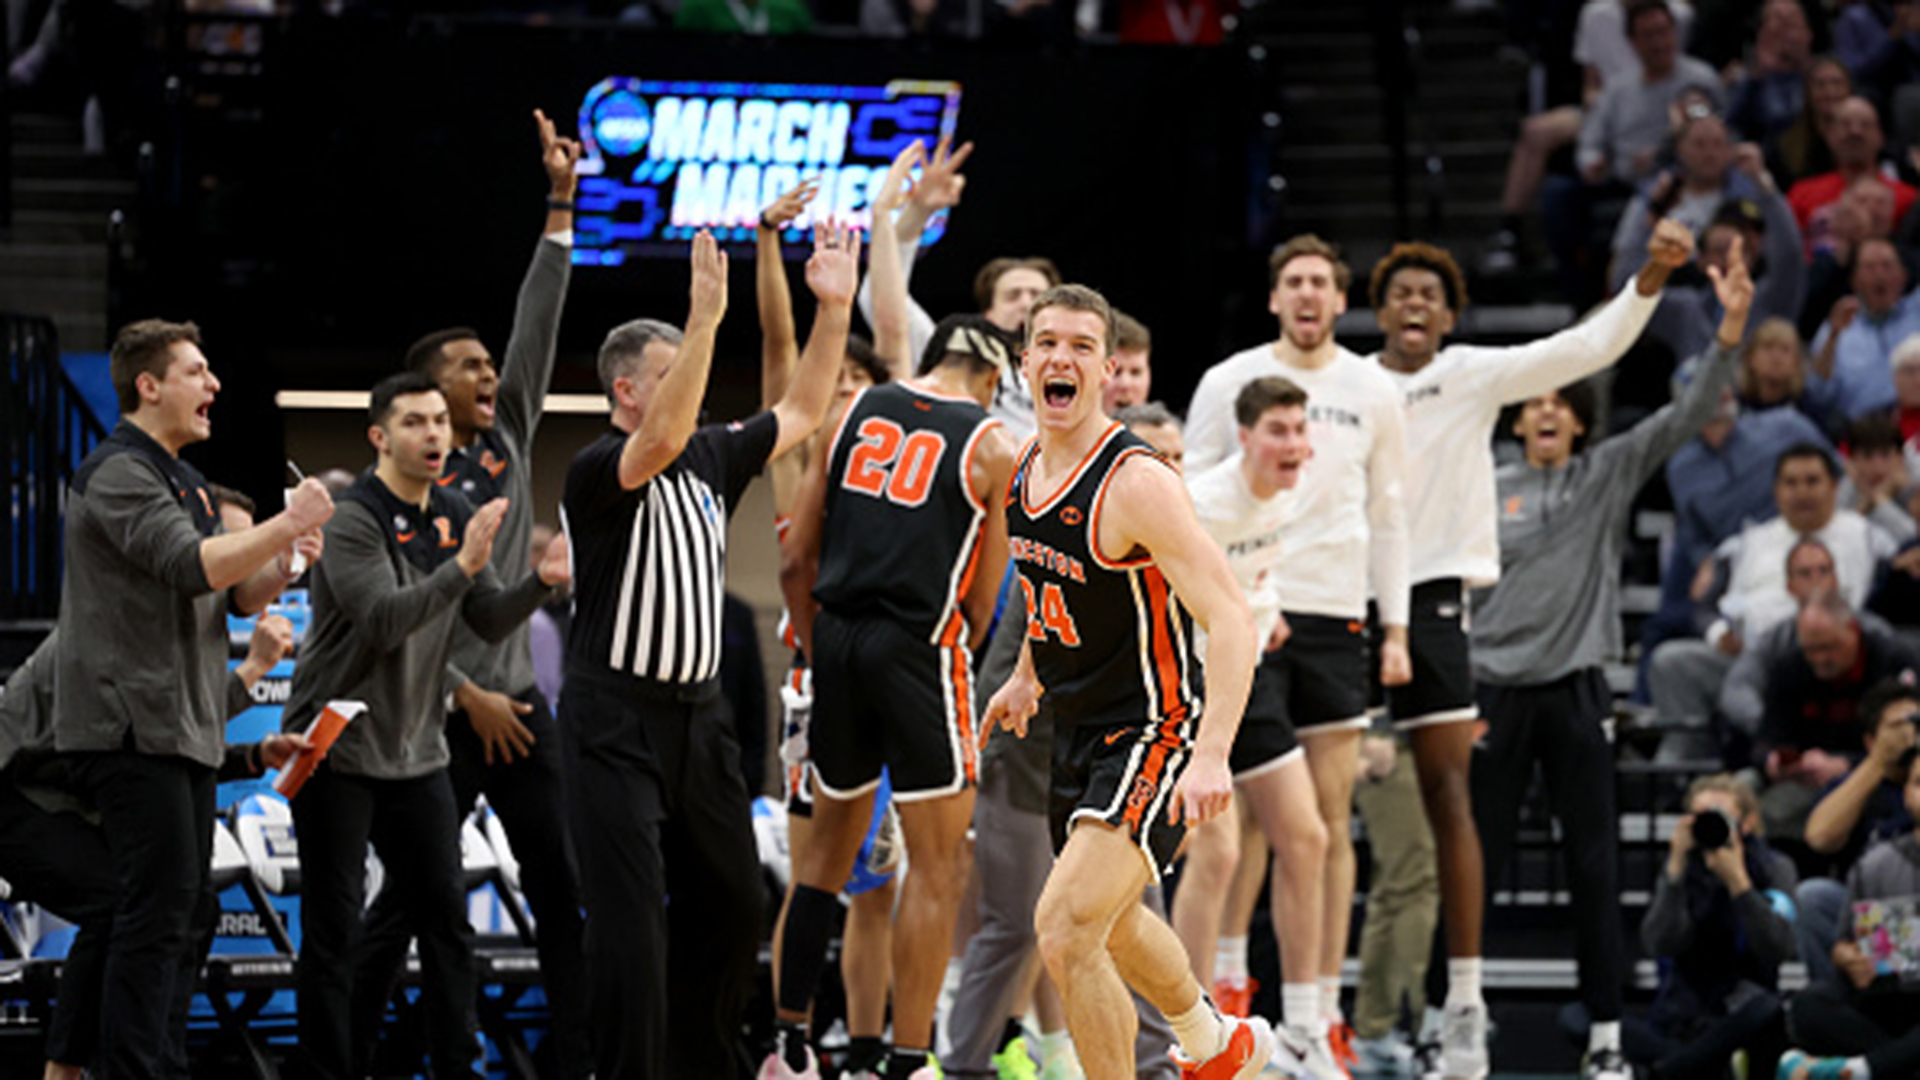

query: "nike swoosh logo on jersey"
(1104, 727), (1135, 746)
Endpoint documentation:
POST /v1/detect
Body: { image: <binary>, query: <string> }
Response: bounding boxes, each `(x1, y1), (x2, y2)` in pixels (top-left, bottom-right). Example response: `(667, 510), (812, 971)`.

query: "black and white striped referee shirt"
(562, 412), (777, 684)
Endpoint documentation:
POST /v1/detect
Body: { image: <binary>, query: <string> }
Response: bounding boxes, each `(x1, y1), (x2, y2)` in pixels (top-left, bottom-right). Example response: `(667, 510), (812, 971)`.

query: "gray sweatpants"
(943, 606), (1176, 1078)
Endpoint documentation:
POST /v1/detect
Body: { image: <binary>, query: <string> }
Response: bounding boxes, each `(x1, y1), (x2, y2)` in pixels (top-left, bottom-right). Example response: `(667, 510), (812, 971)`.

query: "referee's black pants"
(293, 764), (480, 1080)
(560, 663), (764, 1080)
(68, 751), (215, 1080)
(1473, 668), (1626, 1022)
(355, 688), (592, 1079)
(0, 775), (120, 1069)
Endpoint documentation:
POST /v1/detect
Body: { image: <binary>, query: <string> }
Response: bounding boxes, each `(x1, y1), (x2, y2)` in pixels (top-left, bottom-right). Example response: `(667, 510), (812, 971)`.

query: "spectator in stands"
(1481, 0), (1698, 273)
(1738, 315), (1825, 421)
(1601, 773), (1796, 1080)
(1769, 55), (1853, 186)
(1615, 155), (1807, 363)
(1834, 0), (1920, 128)
(1727, 0), (1817, 147)
(675, 0), (815, 34)
(1103, 311), (1153, 414)
(1893, 333), (1920, 441)
(1787, 96), (1917, 259)
(1639, 332), (1835, 696)
(1551, 0), (1722, 303)
(1720, 541), (1891, 746)
(1780, 753), (1920, 1080)
(1647, 444), (1895, 757)
(1796, 679), (1918, 986)
(1799, 175), (1900, 339)
(1610, 114), (1745, 267)
(1840, 412), (1918, 540)
(1753, 589), (1920, 836)
(1576, 0), (1723, 188)
(1115, 401), (1185, 470)
(1866, 518), (1920, 629)
(1808, 237), (1920, 426)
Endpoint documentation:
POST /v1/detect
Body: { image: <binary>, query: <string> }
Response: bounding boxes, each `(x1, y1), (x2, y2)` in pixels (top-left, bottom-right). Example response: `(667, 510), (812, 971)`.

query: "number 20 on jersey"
(841, 417), (947, 507)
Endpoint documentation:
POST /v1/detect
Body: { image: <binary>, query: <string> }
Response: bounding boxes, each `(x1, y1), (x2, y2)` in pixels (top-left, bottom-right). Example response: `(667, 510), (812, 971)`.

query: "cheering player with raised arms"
(1364, 221), (1689, 1080)
(987, 285), (1265, 1080)
(770, 268), (1017, 1080)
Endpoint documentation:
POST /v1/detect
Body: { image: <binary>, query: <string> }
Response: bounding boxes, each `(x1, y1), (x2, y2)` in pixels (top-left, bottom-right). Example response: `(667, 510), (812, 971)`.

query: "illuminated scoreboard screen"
(573, 77), (964, 265)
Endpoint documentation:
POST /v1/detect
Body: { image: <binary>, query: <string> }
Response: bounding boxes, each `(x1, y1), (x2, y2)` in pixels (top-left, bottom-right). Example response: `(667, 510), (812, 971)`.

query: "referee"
(559, 226), (857, 1078)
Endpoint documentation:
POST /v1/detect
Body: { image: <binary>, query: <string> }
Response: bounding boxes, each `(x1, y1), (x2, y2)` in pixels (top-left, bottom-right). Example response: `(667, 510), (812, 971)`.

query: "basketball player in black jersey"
(771, 318), (1019, 1080)
(986, 285), (1268, 1080)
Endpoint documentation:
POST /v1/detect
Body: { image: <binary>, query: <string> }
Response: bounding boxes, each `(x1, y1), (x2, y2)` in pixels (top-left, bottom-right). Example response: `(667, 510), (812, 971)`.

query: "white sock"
(1169, 996), (1231, 1062)
(1033, 1029), (1069, 1066)
(1445, 957), (1484, 1008)
(1419, 1006), (1445, 1043)
(1846, 1056), (1872, 1079)
(1318, 976), (1342, 1023)
(1216, 936), (1249, 981)
(1283, 983), (1325, 1038)
(1588, 1020), (1620, 1054)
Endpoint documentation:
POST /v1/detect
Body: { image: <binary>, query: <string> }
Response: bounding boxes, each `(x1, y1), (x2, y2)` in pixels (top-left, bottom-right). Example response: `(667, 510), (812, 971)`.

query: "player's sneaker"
(1173, 1016), (1276, 1080)
(1439, 1003), (1489, 1080)
(1265, 1024), (1346, 1080)
(759, 1046), (821, 1080)
(1581, 1047), (1631, 1080)
(994, 1035), (1040, 1080)
(1212, 975), (1258, 1019)
(1327, 1022), (1358, 1073)
(1778, 1048), (1855, 1080)
(1411, 1036), (1443, 1080)
(1350, 1032), (1413, 1077)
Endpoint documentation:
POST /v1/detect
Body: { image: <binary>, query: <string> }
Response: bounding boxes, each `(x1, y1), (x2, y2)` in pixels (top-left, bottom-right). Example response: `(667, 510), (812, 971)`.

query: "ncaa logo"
(592, 89), (652, 158)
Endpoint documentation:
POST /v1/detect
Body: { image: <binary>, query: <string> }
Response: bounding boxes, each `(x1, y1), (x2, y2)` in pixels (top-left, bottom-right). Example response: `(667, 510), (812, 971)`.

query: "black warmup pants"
(1788, 982), (1920, 1077)
(356, 689), (591, 1079)
(68, 752), (215, 1080)
(0, 778), (119, 1068)
(293, 765), (480, 1080)
(559, 663), (764, 1080)
(1471, 668), (1626, 1022)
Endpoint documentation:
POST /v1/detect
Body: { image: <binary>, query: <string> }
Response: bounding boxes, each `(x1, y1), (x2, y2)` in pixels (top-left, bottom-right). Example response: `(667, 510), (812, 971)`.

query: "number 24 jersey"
(1008, 423), (1202, 729)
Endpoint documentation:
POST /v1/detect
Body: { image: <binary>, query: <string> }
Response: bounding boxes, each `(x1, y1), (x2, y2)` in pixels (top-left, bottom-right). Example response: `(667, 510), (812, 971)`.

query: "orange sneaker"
(1210, 975), (1257, 1019)
(1172, 1016), (1274, 1080)
(1328, 1020), (1359, 1072)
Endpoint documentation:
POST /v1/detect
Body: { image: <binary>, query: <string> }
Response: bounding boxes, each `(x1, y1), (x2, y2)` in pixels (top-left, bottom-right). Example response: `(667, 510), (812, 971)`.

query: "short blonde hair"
(1739, 316), (1807, 400)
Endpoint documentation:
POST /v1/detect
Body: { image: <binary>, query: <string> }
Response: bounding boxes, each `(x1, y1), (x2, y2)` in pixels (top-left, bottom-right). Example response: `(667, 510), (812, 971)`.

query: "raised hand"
(761, 177), (820, 231)
(247, 613), (295, 669)
(875, 140), (926, 218)
(458, 498), (510, 577)
(286, 477), (335, 534)
(1646, 217), (1696, 268)
(1830, 295), (1862, 336)
(805, 220), (862, 308)
(535, 108), (582, 199)
(689, 229), (730, 328)
(1707, 234), (1755, 318)
(909, 134), (973, 214)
